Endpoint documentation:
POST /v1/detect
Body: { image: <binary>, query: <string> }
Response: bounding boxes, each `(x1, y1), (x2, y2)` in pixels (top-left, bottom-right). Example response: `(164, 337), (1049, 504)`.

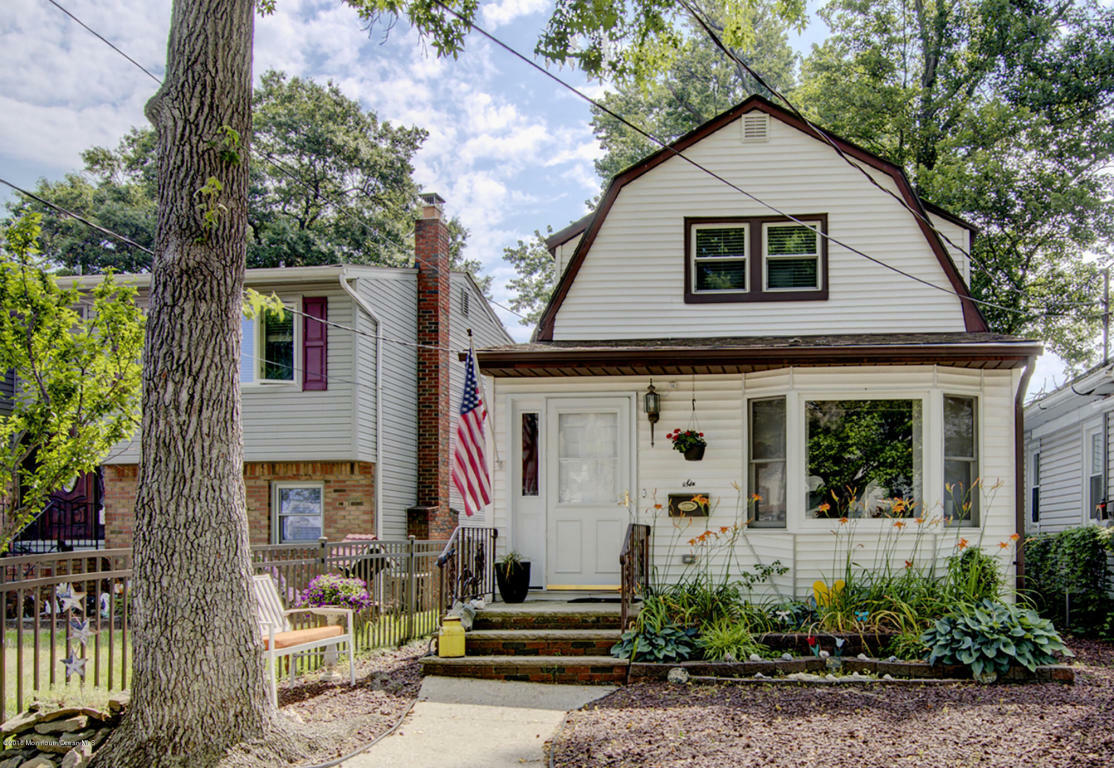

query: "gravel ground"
(279, 641), (426, 767)
(550, 638), (1114, 768)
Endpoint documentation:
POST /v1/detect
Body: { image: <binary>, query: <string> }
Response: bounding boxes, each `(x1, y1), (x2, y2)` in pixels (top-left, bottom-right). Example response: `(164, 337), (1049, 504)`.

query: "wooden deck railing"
(620, 523), (651, 631)
(0, 536), (447, 720)
(436, 526), (497, 612)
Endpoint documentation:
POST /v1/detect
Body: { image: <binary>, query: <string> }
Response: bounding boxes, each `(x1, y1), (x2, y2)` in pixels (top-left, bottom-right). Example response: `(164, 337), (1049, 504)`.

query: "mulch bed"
(549, 637), (1114, 768)
(279, 641), (426, 766)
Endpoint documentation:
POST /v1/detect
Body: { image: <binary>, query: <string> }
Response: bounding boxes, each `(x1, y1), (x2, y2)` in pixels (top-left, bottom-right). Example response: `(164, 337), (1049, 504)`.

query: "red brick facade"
(103, 461), (375, 548)
(412, 197), (456, 539)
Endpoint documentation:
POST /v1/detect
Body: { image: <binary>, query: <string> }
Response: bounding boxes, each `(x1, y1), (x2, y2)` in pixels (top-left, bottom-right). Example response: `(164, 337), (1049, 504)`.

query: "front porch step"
(472, 605), (628, 631)
(464, 629), (621, 657)
(420, 655), (628, 684)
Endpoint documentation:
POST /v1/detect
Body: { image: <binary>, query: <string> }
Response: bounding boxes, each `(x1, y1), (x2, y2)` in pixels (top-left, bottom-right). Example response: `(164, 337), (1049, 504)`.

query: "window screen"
(765, 223), (820, 290)
(693, 226), (747, 292)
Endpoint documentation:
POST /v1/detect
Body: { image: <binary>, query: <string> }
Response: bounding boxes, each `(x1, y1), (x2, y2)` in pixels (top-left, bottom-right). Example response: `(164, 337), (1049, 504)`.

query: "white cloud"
(481, 0), (548, 30)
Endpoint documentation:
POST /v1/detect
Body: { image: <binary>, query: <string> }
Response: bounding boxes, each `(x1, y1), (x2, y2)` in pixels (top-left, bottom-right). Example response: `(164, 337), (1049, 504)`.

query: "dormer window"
(684, 215), (828, 303)
(692, 224), (748, 293)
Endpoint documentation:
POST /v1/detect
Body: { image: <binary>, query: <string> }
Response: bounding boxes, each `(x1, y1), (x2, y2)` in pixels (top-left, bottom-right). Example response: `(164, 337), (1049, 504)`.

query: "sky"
(0, 0), (1069, 393)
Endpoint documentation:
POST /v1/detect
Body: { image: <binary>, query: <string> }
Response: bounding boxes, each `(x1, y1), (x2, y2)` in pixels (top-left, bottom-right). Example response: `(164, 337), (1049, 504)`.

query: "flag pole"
(468, 328), (501, 465)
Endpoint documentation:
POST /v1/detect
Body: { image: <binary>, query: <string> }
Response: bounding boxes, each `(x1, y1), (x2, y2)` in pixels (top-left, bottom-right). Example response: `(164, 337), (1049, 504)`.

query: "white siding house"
(478, 97), (1039, 596)
(1023, 364), (1114, 534)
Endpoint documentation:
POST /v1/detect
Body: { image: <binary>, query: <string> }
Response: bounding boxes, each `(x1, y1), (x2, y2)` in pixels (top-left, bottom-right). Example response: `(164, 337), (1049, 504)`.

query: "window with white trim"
(241, 306), (295, 384)
(1087, 428), (1104, 520)
(748, 397), (786, 527)
(764, 222), (821, 290)
(1031, 451), (1040, 523)
(691, 224), (748, 293)
(943, 395), (979, 526)
(806, 398), (923, 519)
(273, 482), (324, 543)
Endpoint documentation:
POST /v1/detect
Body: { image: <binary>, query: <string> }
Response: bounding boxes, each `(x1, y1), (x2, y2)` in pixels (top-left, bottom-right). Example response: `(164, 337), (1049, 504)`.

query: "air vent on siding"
(741, 112), (769, 143)
(460, 285), (470, 316)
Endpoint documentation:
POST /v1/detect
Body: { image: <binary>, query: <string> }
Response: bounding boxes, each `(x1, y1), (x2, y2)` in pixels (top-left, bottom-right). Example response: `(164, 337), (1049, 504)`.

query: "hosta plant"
(921, 599), (1072, 683)
(610, 624), (697, 663)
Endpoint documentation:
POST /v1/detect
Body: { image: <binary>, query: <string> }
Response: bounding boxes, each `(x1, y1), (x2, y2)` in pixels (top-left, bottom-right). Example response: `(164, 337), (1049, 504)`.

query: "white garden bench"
(252, 573), (356, 706)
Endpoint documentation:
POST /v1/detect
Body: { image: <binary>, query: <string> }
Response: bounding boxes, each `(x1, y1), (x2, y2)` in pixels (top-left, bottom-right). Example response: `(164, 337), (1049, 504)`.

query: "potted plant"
(495, 551), (531, 604)
(667, 428), (706, 461)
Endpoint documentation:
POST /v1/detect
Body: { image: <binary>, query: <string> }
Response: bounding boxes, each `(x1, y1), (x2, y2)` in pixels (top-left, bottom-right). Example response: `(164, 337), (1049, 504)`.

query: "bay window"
(748, 397), (786, 527)
(943, 395), (979, 525)
(806, 399), (923, 519)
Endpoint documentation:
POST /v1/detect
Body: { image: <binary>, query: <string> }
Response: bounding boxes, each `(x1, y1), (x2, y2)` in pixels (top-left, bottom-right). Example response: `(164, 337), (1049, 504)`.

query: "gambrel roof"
(534, 95), (987, 341)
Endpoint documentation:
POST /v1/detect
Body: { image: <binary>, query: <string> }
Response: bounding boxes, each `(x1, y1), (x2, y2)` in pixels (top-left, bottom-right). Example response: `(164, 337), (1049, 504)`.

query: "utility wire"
(31, 1), (527, 322)
(31, 0), (1087, 323)
(427, 0), (1067, 321)
(1, 176), (155, 255)
(43, 0), (162, 85)
(678, 0), (1099, 311)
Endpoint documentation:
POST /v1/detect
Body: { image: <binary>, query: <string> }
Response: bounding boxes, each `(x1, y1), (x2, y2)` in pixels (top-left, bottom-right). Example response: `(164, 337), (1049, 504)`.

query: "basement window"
(273, 482), (324, 544)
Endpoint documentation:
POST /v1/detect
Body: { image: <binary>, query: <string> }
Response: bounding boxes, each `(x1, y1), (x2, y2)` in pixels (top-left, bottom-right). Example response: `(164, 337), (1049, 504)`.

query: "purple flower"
(298, 573), (374, 613)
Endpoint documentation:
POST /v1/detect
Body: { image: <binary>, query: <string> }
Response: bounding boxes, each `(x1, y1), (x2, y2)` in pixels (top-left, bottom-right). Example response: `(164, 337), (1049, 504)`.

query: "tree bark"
(91, 1), (308, 765)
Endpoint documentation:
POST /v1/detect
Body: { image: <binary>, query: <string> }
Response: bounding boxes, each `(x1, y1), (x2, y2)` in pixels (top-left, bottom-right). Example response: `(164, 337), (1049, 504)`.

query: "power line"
(43, 0), (163, 85)
(427, 0), (1072, 322)
(35, 2), (528, 322)
(1, 176), (155, 256)
(678, 0), (1100, 312)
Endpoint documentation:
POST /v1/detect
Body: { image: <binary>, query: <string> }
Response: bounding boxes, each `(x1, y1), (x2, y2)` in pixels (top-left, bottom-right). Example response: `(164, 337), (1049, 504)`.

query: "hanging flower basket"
(667, 429), (706, 461)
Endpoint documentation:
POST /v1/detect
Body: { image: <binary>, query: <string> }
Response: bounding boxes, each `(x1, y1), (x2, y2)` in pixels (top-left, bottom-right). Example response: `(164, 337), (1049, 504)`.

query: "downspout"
(340, 271), (384, 540)
(1014, 355), (1036, 592)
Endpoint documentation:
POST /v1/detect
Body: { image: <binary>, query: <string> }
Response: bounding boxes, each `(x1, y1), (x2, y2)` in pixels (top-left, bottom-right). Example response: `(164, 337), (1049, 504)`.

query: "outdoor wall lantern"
(644, 379), (661, 446)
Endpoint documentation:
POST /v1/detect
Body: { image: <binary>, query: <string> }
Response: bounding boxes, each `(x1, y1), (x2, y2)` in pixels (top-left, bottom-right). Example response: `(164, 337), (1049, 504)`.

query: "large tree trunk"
(92, 1), (309, 765)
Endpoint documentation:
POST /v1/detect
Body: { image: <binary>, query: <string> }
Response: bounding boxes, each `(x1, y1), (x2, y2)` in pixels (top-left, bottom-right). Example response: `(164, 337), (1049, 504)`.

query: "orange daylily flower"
(839, 517), (849, 525)
(904, 560), (913, 569)
(719, 526), (730, 534)
(1009, 532), (1021, 541)
(957, 538), (969, 550)
(750, 493), (763, 503)
(893, 520), (906, 529)
(818, 502), (831, 513)
(687, 538), (697, 546)
(999, 541), (1010, 549)
(914, 517), (924, 525)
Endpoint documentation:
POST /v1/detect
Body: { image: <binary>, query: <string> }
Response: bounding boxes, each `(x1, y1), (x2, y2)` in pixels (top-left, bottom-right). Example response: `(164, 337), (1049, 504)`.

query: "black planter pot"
(684, 444), (706, 461)
(496, 562), (531, 603)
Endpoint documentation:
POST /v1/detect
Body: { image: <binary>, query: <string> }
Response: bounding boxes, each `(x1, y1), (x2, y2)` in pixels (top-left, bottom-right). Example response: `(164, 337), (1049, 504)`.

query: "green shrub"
(946, 547), (1003, 602)
(610, 624), (698, 662)
(1025, 527), (1113, 635)
(886, 628), (928, 660)
(697, 619), (770, 661)
(921, 599), (1072, 683)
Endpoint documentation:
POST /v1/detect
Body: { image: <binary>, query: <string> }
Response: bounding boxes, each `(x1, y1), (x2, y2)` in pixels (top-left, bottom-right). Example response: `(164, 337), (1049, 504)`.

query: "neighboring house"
(1023, 364), (1114, 533)
(47, 195), (510, 549)
(476, 96), (1041, 595)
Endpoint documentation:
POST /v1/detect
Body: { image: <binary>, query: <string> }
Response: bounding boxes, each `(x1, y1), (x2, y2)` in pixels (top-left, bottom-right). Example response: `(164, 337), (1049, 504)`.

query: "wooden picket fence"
(0, 537), (447, 721)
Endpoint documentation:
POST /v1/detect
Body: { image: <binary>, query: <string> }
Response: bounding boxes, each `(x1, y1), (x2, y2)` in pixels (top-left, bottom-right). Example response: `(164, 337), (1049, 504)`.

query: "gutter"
(1014, 356), (1037, 592)
(339, 271), (384, 540)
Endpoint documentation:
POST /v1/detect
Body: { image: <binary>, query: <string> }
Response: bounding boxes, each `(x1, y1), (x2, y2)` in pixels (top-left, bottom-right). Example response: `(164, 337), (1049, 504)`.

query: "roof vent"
(741, 112), (769, 143)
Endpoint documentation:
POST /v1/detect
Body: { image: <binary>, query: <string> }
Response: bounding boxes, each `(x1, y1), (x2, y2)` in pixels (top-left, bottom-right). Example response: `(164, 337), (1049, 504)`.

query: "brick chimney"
(408, 193), (456, 539)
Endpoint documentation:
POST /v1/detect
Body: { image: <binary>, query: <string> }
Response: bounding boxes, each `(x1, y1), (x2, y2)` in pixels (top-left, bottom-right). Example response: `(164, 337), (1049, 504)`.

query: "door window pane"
(522, 412), (539, 497)
(557, 412), (618, 504)
(806, 399), (922, 518)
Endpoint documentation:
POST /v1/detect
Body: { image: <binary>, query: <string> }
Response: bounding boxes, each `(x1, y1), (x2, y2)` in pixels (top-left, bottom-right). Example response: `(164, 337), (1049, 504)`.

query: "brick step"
(471, 607), (628, 631)
(463, 629), (621, 656)
(420, 655), (628, 684)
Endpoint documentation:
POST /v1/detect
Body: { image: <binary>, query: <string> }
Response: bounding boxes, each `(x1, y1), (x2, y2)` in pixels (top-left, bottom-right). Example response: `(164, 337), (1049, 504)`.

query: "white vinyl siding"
(492, 365), (1019, 599)
(551, 116), (968, 339)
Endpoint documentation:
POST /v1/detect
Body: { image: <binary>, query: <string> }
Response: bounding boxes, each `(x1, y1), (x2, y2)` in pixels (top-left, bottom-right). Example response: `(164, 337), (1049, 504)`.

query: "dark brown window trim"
(683, 214), (829, 304)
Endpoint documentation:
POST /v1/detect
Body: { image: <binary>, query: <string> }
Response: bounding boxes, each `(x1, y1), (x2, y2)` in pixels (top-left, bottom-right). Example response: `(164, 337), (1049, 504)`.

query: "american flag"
(452, 347), (491, 517)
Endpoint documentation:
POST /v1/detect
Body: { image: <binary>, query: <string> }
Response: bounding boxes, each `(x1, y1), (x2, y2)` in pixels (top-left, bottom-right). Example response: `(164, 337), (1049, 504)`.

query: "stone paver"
(343, 676), (615, 768)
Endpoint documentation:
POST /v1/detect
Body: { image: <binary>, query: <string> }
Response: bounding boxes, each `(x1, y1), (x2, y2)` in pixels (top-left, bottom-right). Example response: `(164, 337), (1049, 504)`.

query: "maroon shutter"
(302, 296), (327, 391)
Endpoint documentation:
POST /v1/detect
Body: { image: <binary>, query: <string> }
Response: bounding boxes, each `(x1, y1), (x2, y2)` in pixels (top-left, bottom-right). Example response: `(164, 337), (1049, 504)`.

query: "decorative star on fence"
(69, 618), (94, 646)
(56, 583), (83, 614)
(61, 651), (86, 681)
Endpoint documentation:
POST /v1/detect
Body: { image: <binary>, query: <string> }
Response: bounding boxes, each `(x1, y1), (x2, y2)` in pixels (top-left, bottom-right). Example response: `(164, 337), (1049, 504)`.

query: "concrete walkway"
(343, 677), (616, 768)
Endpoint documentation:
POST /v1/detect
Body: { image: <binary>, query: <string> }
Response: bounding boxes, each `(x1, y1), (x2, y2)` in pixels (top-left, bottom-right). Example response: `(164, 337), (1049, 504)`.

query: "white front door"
(545, 397), (632, 588)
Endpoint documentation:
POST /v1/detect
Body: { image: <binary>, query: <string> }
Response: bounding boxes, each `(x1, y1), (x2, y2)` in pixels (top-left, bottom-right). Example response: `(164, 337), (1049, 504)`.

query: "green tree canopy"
(502, 229), (558, 327)
(6, 70), (490, 293)
(794, 0), (1114, 366)
(0, 214), (144, 548)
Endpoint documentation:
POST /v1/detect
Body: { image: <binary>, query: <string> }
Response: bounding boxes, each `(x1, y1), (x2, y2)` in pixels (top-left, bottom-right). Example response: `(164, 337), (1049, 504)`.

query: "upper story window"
(239, 296), (328, 390)
(684, 215), (828, 303)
